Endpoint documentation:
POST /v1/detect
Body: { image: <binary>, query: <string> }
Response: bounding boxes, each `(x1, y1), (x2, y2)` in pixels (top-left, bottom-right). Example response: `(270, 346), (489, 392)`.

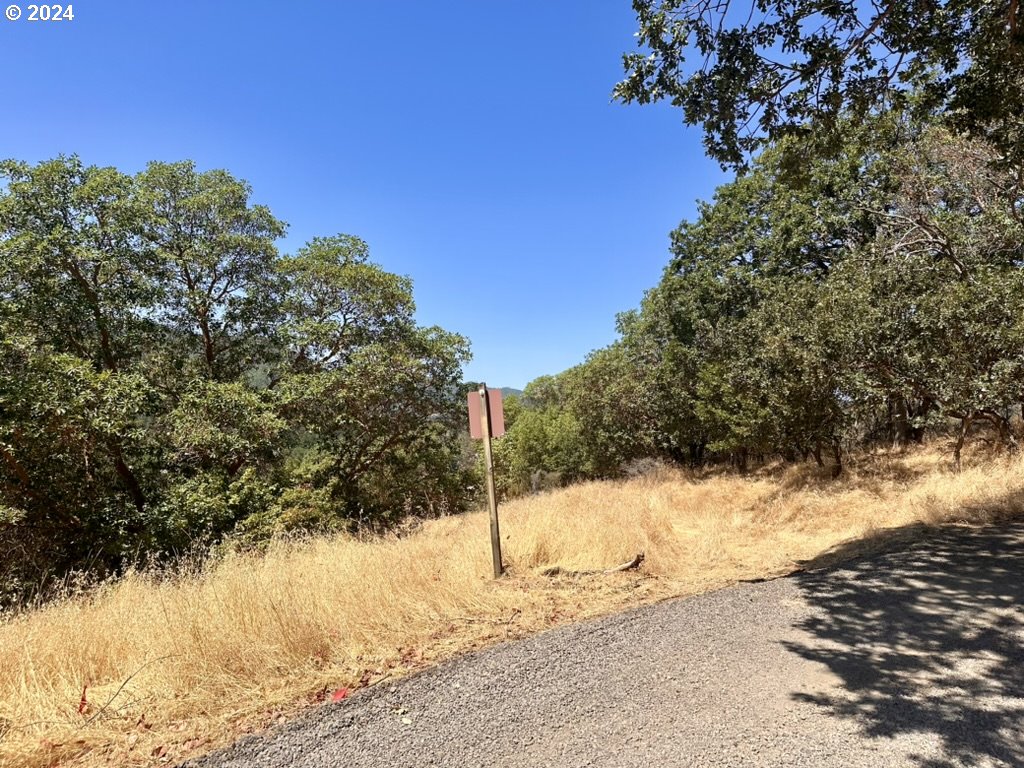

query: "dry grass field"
(2, 447), (1023, 768)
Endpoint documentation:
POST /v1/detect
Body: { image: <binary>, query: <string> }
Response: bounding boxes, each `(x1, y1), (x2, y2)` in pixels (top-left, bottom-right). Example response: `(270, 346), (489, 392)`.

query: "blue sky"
(0, 1), (725, 388)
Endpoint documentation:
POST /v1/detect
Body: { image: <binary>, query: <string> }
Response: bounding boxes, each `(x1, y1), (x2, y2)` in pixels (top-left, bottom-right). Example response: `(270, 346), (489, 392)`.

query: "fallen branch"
(456, 609), (521, 625)
(540, 552), (644, 577)
(80, 655), (175, 727)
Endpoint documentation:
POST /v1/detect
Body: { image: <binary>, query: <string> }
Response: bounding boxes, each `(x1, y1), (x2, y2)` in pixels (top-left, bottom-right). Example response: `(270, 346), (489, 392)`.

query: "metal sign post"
(468, 383), (504, 578)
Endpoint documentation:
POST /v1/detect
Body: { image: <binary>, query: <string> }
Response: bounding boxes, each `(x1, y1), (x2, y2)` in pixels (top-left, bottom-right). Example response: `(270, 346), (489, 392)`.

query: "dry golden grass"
(2, 447), (1023, 768)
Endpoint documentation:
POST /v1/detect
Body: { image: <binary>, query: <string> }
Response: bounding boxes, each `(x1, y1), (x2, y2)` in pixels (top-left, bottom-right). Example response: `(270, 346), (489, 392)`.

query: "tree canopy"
(616, 0), (1024, 167)
(494, 114), (1024, 483)
(0, 156), (471, 603)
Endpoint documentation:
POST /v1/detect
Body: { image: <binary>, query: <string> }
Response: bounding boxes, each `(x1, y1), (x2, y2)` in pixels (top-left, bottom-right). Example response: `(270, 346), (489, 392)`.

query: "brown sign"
(468, 388), (505, 439)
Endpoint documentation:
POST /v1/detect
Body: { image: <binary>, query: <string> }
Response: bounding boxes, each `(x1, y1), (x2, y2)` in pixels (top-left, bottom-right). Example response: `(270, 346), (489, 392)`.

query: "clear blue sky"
(1, 1), (725, 389)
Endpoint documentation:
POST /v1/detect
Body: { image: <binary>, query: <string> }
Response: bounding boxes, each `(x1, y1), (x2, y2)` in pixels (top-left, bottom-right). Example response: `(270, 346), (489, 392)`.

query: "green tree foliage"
(499, 118), (1023, 485)
(0, 157), (470, 602)
(488, 383), (587, 497)
(616, 0), (1024, 166)
(830, 127), (1024, 464)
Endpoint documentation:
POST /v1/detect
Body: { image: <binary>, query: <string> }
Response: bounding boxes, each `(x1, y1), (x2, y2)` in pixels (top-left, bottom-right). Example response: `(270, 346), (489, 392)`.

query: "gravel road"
(186, 521), (1024, 768)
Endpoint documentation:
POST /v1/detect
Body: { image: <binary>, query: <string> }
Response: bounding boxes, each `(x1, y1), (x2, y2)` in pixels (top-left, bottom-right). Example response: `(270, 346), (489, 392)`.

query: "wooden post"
(479, 384), (503, 578)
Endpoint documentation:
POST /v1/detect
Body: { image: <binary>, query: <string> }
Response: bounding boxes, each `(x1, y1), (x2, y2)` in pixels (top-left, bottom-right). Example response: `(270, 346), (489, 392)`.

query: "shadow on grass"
(693, 447), (949, 501)
(786, 518), (1024, 767)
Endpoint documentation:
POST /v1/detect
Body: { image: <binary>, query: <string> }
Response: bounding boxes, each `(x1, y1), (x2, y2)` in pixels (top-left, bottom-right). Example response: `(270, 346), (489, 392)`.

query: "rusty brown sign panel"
(468, 388), (505, 439)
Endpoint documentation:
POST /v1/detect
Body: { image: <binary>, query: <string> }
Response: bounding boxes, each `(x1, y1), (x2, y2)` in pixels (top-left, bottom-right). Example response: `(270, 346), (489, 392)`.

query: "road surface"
(186, 522), (1024, 768)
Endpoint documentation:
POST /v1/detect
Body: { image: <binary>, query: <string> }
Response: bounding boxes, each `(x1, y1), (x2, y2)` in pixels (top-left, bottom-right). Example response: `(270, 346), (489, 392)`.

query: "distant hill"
(460, 382), (523, 398)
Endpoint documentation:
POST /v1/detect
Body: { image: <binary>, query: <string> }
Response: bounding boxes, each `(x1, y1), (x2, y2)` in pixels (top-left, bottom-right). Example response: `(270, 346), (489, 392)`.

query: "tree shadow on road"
(785, 520), (1024, 767)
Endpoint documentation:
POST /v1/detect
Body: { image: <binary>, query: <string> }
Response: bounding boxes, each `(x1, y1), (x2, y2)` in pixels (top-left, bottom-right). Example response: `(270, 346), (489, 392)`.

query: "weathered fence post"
(468, 383), (505, 578)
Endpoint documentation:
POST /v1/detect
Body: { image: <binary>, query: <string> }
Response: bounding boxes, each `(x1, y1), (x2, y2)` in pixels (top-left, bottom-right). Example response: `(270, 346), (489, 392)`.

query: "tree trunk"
(112, 449), (146, 518)
(890, 395), (910, 450)
(734, 448), (749, 473)
(907, 397), (933, 444)
(688, 441), (705, 467)
(983, 410), (1020, 455)
(952, 415), (971, 472)
(830, 440), (843, 478)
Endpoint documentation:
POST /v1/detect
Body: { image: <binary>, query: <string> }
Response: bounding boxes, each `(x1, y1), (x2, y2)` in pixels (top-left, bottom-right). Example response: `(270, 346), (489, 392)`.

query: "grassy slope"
(2, 448), (1023, 767)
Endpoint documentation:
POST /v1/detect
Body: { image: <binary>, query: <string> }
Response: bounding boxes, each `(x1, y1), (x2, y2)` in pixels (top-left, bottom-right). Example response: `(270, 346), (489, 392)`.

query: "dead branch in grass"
(540, 552), (645, 577)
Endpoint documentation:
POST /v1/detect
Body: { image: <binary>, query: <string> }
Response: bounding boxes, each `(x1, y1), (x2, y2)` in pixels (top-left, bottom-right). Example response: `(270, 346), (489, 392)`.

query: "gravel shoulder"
(186, 522), (1024, 768)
